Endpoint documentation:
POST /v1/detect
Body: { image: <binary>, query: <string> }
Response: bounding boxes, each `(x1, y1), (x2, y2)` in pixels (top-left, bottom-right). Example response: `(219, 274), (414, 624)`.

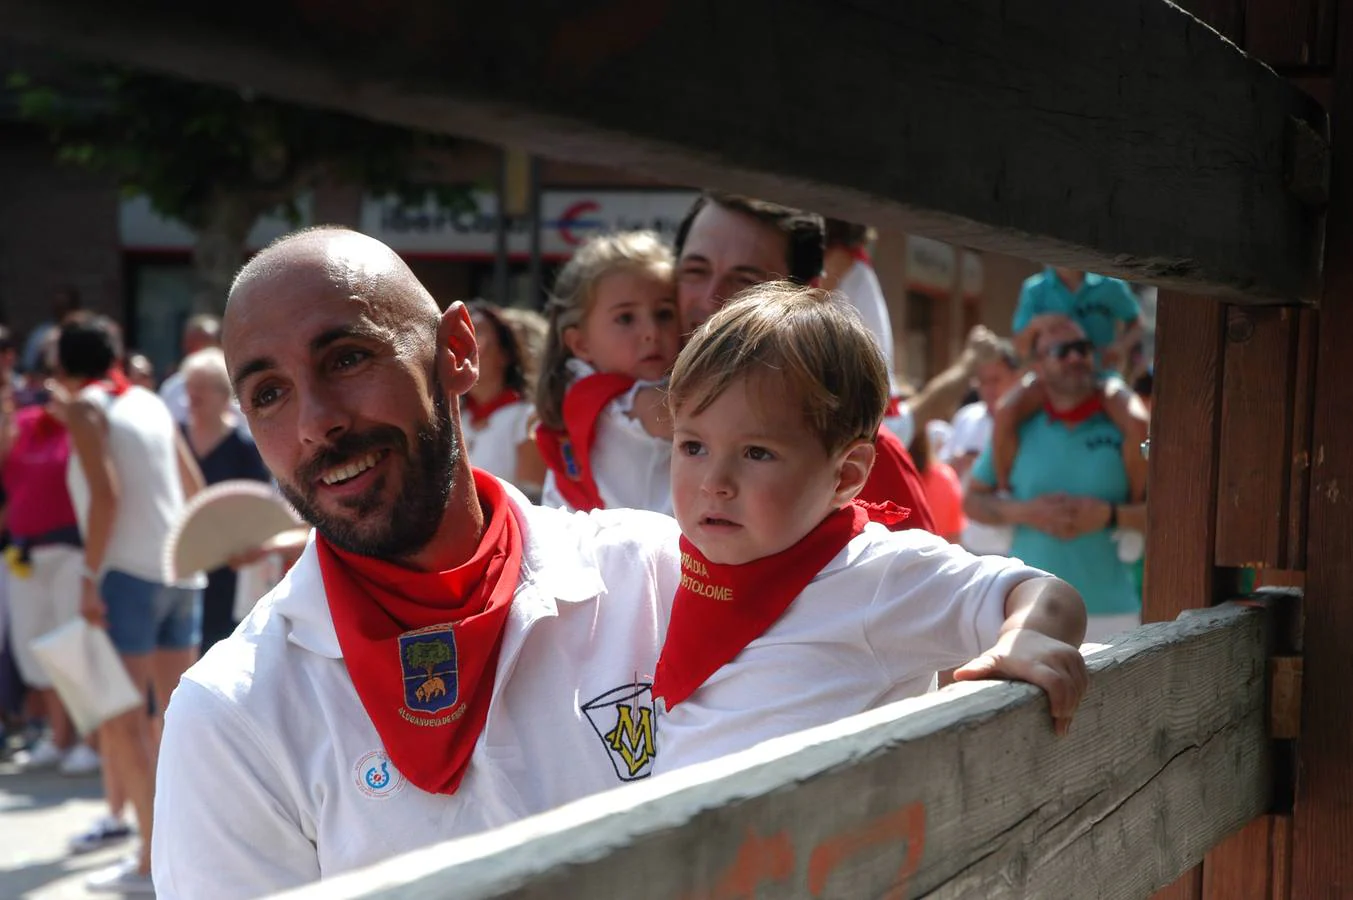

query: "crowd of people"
(0, 308), (297, 893)
(0, 189), (1150, 898)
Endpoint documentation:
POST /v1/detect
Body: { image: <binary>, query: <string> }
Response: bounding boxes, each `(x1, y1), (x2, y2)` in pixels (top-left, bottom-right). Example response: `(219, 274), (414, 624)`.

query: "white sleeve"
(153, 680), (320, 900)
(861, 530), (1048, 681)
(591, 388), (674, 514)
(837, 263), (895, 373)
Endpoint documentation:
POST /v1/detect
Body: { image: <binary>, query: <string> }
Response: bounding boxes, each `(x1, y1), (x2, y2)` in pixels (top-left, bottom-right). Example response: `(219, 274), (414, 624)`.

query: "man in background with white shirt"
(820, 218), (895, 378)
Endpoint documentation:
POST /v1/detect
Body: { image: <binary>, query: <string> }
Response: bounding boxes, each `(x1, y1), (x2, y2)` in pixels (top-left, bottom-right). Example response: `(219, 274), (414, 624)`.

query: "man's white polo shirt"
(153, 483), (679, 900)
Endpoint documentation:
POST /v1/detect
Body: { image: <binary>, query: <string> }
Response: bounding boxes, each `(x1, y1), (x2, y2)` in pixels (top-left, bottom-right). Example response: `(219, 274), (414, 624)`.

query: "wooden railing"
(273, 604), (1272, 900)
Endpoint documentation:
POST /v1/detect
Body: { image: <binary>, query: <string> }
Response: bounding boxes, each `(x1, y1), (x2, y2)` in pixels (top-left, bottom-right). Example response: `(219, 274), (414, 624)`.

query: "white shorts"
(8, 545), (83, 688)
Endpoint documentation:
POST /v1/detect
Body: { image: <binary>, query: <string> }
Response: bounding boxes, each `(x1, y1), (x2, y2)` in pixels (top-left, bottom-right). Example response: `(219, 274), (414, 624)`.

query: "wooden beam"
(271, 606), (1271, 900)
(0, 0), (1327, 301)
(1292, 0), (1353, 889)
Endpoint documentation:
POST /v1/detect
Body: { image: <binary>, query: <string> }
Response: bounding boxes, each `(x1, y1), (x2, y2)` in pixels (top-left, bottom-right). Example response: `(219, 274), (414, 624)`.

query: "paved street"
(0, 761), (134, 900)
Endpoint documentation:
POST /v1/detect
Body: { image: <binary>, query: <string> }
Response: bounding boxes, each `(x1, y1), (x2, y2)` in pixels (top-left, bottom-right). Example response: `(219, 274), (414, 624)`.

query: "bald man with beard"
(152, 228), (680, 899)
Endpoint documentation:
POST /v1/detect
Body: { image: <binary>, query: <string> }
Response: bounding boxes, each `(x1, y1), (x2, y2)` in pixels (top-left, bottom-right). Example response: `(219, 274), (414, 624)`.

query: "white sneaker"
(13, 736), (63, 768)
(59, 744), (101, 776)
(85, 856), (155, 895)
(69, 814), (133, 854)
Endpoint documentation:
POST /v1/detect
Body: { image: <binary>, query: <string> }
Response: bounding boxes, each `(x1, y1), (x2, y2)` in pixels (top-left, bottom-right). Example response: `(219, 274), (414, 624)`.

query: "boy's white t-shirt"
(539, 359), (673, 515)
(654, 523), (1046, 772)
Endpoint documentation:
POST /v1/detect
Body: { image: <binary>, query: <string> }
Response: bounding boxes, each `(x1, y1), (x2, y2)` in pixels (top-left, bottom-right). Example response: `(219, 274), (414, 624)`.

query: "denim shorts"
(101, 570), (202, 655)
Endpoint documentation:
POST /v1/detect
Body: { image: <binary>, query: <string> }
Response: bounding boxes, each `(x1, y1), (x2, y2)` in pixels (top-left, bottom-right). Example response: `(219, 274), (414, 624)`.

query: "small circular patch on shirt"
(353, 750), (404, 799)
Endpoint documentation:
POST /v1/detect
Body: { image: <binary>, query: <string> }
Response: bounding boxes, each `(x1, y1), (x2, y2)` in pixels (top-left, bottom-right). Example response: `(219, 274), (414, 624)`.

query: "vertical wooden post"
(1143, 292), (1226, 900)
(1143, 293), (1226, 622)
(1292, 0), (1353, 892)
(1213, 307), (1300, 568)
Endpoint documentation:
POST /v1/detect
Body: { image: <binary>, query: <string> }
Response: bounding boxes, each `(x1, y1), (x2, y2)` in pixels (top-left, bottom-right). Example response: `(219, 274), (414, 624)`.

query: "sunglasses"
(1045, 339), (1094, 361)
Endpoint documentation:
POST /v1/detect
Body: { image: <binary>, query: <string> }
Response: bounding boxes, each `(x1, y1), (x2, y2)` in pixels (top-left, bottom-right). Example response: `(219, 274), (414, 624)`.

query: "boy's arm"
(953, 575), (1089, 735)
(862, 536), (1087, 734)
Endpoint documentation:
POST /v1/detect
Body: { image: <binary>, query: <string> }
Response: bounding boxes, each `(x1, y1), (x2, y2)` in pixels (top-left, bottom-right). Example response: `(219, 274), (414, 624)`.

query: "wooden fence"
(272, 604), (1272, 900)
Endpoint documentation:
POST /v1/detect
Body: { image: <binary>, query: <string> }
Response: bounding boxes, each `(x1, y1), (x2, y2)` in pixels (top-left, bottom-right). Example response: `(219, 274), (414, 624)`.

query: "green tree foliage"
(404, 640), (453, 677)
(7, 64), (469, 307)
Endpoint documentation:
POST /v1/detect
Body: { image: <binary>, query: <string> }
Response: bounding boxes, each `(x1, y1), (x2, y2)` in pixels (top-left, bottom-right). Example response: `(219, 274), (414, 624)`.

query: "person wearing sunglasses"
(989, 268), (1148, 507)
(963, 319), (1147, 643)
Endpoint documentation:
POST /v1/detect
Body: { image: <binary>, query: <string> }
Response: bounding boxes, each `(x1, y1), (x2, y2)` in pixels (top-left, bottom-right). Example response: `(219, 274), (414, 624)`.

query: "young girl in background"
(464, 300), (546, 500)
(534, 231), (681, 513)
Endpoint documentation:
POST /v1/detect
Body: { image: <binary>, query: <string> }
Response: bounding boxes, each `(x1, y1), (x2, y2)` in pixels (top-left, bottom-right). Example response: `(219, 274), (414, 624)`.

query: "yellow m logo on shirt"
(605, 704), (655, 777)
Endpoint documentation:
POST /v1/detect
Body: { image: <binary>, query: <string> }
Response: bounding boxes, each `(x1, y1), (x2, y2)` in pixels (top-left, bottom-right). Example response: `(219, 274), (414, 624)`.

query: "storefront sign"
(359, 190), (698, 257)
(120, 190), (699, 258)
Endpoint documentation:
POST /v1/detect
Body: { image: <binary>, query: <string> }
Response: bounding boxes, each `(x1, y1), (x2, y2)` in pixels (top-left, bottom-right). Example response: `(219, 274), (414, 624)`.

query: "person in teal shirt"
(990, 267), (1149, 513)
(1012, 267), (1142, 372)
(965, 319), (1147, 641)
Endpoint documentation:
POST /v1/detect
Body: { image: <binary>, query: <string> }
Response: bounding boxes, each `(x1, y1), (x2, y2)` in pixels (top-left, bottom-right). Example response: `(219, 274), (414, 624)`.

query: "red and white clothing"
(653, 525), (1045, 772)
(152, 480), (680, 900)
(539, 359), (672, 515)
(462, 391), (535, 488)
(2, 407), (83, 688)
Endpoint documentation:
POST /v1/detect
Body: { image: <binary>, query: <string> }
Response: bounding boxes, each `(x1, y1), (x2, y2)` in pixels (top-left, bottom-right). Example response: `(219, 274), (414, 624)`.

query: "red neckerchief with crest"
(318, 470), (522, 795)
(533, 372), (635, 511)
(652, 500), (909, 711)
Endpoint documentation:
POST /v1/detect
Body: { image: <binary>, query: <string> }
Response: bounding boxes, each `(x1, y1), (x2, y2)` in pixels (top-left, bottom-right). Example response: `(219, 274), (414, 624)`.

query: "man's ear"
(437, 301), (479, 396)
(832, 439), (876, 506)
(562, 325), (590, 364)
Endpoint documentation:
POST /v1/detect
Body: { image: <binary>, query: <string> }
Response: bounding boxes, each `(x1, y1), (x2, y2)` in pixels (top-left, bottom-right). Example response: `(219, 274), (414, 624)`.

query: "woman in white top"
(464, 301), (546, 499)
(54, 314), (205, 894)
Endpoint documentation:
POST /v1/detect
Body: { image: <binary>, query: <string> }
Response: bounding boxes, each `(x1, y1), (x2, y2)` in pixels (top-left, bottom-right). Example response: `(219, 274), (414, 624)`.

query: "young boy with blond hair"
(652, 282), (1090, 772)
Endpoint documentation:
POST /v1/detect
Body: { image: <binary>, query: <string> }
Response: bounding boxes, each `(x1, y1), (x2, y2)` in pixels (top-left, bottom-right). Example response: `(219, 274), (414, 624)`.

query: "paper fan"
(163, 480), (303, 584)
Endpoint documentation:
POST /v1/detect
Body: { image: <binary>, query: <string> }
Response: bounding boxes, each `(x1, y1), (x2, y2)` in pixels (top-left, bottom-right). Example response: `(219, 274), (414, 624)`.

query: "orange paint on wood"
(806, 803), (926, 900)
(684, 828), (795, 900)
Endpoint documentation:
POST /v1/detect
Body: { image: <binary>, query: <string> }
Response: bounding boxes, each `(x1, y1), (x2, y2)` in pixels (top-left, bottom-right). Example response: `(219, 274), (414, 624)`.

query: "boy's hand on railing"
(953, 628), (1089, 737)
